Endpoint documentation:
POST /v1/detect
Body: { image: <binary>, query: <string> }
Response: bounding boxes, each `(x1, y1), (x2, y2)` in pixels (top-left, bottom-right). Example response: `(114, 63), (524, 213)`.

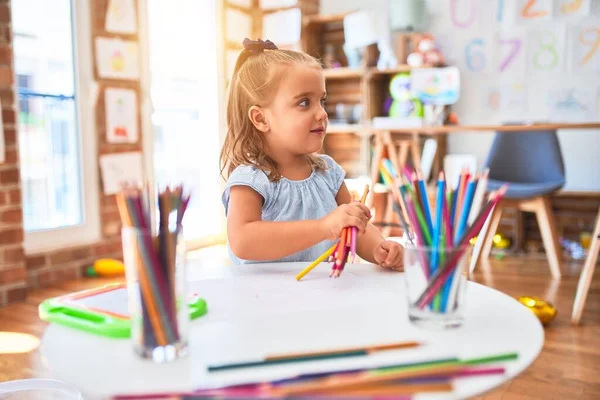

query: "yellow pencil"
(296, 243), (337, 281)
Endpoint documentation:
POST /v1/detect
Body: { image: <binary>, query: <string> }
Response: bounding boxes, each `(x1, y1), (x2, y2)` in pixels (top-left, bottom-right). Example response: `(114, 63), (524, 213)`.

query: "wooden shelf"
(224, 1), (251, 14)
(323, 67), (365, 79)
(303, 11), (353, 26)
(368, 65), (412, 77)
(373, 122), (600, 135)
(327, 123), (369, 134)
(262, 6), (297, 15)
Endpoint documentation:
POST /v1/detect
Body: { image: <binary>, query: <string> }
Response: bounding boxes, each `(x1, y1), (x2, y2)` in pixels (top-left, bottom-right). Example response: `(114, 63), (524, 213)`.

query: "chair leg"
(533, 197), (562, 279)
(481, 203), (504, 261)
(571, 206), (600, 324)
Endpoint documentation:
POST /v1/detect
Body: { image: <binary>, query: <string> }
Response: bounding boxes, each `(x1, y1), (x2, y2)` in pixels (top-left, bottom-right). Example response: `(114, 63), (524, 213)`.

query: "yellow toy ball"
(517, 296), (557, 325)
(93, 258), (125, 277)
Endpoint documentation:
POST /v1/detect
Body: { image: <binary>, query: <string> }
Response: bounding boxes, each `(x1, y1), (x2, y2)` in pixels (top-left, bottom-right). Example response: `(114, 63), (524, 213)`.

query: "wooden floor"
(0, 251), (598, 399)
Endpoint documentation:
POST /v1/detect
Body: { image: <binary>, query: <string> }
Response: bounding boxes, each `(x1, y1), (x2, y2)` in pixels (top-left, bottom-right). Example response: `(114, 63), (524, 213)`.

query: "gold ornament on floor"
(517, 296), (557, 325)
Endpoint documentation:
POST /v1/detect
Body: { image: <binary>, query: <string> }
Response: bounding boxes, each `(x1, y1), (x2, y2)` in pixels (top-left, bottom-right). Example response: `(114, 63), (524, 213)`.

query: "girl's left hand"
(374, 240), (404, 271)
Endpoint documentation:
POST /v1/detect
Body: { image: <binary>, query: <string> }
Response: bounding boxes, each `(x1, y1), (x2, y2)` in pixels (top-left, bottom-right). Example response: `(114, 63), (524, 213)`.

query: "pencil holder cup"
(403, 243), (472, 329)
(122, 226), (189, 363)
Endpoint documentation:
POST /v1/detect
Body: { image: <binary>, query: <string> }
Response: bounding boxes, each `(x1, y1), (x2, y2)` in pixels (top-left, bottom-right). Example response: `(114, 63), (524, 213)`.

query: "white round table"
(39, 262), (544, 399)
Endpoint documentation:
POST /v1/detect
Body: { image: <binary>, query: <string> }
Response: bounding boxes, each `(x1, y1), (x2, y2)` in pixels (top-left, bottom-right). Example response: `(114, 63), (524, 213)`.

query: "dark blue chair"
(479, 129), (565, 278)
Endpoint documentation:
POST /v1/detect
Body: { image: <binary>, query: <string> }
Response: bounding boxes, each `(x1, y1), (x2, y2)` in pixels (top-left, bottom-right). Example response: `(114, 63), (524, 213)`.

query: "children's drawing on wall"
(547, 87), (597, 122)
(95, 37), (140, 80)
(482, 84), (527, 119)
(105, 88), (138, 144)
(105, 0), (137, 34)
(527, 25), (566, 73)
(99, 152), (144, 195)
(555, 0), (591, 19)
(571, 21), (600, 72)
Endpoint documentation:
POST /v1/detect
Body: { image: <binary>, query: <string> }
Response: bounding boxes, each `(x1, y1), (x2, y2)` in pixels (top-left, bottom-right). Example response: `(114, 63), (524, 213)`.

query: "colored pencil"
(296, 243), (337, 281)
(207, 341), (421, 371)
(415, 186), (507, 309)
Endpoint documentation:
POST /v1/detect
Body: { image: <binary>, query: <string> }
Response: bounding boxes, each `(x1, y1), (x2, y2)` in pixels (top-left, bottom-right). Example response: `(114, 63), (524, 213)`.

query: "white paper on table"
(554, 0), (591, 19)
(526, 25), (566, 73)
(570, 20), (600, 73)
(95, 37), (140, 80)
(105, 0), (137, 34)
(99, 152), (144, 195)
(262, 8), (301, 45)
(105, 88), (138, 144)
(547, 87), (597, 122)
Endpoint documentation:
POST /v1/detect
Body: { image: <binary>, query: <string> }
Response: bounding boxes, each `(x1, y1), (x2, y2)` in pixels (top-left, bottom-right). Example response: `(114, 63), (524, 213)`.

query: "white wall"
(321, 0), (600, 191)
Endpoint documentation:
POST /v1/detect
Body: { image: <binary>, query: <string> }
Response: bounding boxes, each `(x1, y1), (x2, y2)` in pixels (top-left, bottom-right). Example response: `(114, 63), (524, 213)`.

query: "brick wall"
(0, 0), (26, 305)
(0, 0), (143, 306)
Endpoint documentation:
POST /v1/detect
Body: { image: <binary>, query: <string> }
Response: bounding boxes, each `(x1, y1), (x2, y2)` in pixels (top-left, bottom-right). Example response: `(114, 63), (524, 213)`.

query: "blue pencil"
(442, 176), (477, 311)
(430, 172), (445, 275)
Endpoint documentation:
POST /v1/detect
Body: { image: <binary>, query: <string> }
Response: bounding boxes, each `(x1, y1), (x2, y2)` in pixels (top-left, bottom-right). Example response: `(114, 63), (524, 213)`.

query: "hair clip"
(243, 38), (278, 53)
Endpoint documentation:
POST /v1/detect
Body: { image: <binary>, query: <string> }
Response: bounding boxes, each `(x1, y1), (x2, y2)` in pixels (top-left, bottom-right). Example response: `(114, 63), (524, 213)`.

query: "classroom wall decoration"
(105, 0), (137, 34)
(105, 88), (138, 144)
(427, 0), (600, 124)
(95, 37), (140, 80)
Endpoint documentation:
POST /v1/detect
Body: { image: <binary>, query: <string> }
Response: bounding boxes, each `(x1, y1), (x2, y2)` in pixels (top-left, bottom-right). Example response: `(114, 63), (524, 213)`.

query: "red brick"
(53, 267), (78, 282)
(3, 147), (17, 163)
(102, 195), (117, 208)
(1, 208), (22, 224)
(0, 267), (26, 285)
(0, 45), (11, 64)
(6, 285), (27, 303)
(3, 128), (16, 145)
(102, 209), (121, 223)
(0, 167), (19, 184)
(48, 246), (92, 265)
(3, 246), (24, 263)
(0, 65), (13, 86)
(8, 188), (20, 205)
(0, 88), (13, 105)
(36, 270), (54, 286)
(0, 227), (23, 244)
(26, 254), (47, 270)
(1, 109), (15, 125)
(0, 191), (5, 206)
(0, 5), (9, 22)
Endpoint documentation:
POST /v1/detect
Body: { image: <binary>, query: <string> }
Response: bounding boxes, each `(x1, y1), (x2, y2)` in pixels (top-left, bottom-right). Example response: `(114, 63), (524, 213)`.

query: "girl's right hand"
(321, 203), (371, 240)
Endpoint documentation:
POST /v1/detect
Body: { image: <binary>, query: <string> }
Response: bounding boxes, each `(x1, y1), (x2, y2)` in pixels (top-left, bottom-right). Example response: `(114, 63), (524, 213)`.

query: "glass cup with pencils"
(118, 185), (190, 363)
(404, 243), (472, 329)
(380, 163), (506, 330)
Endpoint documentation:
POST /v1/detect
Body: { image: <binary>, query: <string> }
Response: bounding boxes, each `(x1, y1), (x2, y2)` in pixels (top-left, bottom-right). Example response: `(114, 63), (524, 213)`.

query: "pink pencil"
(351, 226), (357, 262)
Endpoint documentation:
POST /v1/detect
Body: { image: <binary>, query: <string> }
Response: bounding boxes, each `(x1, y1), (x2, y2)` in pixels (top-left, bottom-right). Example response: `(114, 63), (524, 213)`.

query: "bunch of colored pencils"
(116, 184), (190, 348)
(296, 185), (370, 281)
(113, 351), (519, 399)
(379, 160), (506, 312)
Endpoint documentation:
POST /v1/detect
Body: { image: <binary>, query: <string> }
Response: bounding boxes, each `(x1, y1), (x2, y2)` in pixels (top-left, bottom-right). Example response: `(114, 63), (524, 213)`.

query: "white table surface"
(39, 262), (544, 400)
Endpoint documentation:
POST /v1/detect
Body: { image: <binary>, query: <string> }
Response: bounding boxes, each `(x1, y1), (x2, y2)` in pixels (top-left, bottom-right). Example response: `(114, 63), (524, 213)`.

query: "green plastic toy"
(39, 283), (207, 339)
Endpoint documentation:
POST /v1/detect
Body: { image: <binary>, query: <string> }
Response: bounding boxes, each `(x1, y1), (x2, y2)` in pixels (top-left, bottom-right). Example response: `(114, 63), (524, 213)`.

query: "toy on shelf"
(407, 34), (445, 68)
(388, 72), (423, 118)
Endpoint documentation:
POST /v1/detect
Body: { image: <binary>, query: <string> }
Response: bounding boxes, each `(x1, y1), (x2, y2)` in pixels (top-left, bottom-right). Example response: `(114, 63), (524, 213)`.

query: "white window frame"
(22, 0), (100, 254)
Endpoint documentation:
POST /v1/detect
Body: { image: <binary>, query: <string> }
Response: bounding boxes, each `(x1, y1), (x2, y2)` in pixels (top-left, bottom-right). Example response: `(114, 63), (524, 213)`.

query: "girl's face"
(263, 65), (328, 158)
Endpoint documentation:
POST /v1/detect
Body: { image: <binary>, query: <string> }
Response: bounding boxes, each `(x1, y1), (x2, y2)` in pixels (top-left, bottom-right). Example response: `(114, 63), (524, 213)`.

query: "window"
(144, 0), (223, 243)
(12, 0), (99, 252)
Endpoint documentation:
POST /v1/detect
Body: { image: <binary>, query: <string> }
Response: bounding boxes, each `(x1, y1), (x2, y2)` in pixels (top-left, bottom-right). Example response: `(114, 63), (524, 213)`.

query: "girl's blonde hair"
(220, 40), (327, 181)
